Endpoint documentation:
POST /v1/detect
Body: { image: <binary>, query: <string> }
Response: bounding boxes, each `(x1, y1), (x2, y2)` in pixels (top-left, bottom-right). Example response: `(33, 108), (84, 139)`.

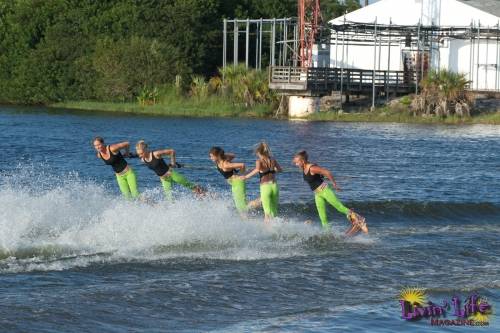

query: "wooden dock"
(269, 66), (418, 96)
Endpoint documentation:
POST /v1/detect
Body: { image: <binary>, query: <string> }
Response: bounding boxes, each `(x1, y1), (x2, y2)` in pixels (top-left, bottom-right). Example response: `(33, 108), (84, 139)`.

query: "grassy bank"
(51, 98), (273, 118)
(50, 100), (500, 125)
(470, 111), (500, 125)
(51, 69), (276, 118)
(307, 108), (500, 125)
(49, 66), (499, 124)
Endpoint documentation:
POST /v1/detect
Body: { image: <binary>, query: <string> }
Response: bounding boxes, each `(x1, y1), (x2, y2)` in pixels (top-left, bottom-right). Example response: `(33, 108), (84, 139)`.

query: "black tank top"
(303, 165), (324, 191)
(259, 159), (276, 180)
(217, 164), (237, 179)
(100, 146), (127, 173)
(144, 152), (169, 176)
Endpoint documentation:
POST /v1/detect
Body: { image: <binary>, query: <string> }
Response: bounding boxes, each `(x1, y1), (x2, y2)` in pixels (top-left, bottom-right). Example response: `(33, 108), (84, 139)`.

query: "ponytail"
(209, 146), (226, 160)
(294, 150), (308, 162)
(136, 140), (148, 151)
(255, 141), (272, 158)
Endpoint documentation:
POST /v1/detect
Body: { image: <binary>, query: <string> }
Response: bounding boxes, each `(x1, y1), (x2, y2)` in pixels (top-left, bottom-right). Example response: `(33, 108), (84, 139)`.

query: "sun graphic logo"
(400, 287), (427, 306)
(399, 287), (446, 320)
(468, 296), (492, 323)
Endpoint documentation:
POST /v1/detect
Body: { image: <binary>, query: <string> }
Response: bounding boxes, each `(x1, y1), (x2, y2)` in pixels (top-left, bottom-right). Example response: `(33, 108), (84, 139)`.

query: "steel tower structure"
(298, 0), (321, 67)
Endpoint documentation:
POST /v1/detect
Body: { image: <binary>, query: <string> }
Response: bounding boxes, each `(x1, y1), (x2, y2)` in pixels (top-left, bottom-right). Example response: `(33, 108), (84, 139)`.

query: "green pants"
(229, 178), (248, 213)
(314, 185), (350, 229)
(260, 182), (279, 218)
(116, 168), (139, 199)
(160, 169), (195, 200)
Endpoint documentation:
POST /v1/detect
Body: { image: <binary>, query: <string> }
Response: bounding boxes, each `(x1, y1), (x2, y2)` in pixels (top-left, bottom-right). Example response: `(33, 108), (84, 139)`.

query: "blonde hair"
(255, 142), (272, 158)
(136, 140), (148, 151)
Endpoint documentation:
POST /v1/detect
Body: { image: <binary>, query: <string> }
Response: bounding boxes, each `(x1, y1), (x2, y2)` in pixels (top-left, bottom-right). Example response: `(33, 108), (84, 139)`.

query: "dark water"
(0, 106), (499, 332)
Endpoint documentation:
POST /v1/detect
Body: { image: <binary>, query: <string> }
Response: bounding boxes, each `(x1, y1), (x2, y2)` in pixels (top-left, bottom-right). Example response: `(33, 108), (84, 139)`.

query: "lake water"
(0, 106), (499, 332)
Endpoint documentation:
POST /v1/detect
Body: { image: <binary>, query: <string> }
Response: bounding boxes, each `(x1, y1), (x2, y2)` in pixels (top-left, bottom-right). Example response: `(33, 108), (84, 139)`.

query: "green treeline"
(0, 0), (359, 104)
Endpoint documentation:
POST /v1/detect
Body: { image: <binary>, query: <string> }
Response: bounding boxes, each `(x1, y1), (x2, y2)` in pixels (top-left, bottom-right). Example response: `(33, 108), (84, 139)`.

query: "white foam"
(0, 169), (346, 273)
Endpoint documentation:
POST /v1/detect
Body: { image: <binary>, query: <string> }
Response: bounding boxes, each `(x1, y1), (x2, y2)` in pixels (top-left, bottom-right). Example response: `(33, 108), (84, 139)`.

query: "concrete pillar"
(288, 96), (320, 118)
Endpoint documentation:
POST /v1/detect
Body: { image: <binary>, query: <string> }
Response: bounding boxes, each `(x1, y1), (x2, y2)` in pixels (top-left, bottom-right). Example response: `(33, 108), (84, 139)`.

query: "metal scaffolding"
(222, 18), (298, 71)
(325, 20), (500, 94)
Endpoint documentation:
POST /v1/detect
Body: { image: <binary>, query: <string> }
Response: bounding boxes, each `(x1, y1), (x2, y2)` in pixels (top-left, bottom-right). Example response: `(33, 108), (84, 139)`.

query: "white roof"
(330, 0), (500, 27)
(457, 1), (500, 18)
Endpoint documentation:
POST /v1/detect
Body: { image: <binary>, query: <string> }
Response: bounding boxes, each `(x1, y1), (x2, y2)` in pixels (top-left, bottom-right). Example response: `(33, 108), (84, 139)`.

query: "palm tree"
(437, 70), (469, 116)
(218, 65), (275, 107)
(191, 76), (208, 99)
(412, 69), (472, 117)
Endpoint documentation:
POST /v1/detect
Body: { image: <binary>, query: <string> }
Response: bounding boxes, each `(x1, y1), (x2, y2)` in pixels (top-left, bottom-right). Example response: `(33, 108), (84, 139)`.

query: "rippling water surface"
(0, 106), (499, 332)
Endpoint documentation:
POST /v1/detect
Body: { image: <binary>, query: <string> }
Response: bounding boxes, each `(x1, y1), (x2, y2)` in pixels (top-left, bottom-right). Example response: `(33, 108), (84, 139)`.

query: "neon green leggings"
(260, 182), (279, 218)
(115, 168), (139, 199)
(314, 185), (350, 229)
(229, 178), (248, 213)
(160, 169), (196, 200)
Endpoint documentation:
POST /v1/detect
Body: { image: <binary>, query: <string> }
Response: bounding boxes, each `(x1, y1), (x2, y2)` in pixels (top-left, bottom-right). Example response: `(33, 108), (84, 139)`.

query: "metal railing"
(269, 66), (308, 83)
(270, 66), (418, 94)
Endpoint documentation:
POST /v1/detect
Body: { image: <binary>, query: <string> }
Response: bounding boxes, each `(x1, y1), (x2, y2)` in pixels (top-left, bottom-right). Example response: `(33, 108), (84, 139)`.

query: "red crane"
(298, 0), (321, 68)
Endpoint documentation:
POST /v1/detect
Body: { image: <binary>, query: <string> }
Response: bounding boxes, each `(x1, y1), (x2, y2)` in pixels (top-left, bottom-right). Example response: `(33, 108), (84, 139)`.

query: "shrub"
(411, 69), (474, 117)
(218, 65), (276, 107)
(400, 95), (412, 106)
(92, 36), (185, 101)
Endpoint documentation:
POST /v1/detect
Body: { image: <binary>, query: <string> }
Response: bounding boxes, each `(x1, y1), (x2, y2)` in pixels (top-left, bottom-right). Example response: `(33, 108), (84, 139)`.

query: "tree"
(322, 0), (360, 21)
(92, 36), (184, 101)
(411, 69), (473, 117)
(0, 0), (361, 104)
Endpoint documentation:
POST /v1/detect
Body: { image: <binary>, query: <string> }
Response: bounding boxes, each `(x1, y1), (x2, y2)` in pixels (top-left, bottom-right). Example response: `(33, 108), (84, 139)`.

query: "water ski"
(346, 211), (368, 236)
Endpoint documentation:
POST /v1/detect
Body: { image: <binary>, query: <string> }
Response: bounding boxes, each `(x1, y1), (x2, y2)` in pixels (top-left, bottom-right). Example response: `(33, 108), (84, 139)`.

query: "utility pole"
(365, 0), (369, 7)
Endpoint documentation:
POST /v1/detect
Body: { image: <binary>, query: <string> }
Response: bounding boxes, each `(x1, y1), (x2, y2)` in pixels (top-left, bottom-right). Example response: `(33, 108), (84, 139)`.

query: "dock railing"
(269, 66), (418, 95)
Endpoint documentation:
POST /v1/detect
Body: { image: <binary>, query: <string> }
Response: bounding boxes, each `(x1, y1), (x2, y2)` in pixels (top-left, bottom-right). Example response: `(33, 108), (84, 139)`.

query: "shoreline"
(41, 100), (500, 125)
(48, 100), (272, 119)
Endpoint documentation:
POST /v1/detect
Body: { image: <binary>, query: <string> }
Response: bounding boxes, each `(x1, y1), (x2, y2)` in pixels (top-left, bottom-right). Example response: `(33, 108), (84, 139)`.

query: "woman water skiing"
(93, 137), (139, 199)
(293, 150), (367, 235)
(209, 146), (257, 214)
(135, 140), (203, 199)
(240, 142), (282, 222)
